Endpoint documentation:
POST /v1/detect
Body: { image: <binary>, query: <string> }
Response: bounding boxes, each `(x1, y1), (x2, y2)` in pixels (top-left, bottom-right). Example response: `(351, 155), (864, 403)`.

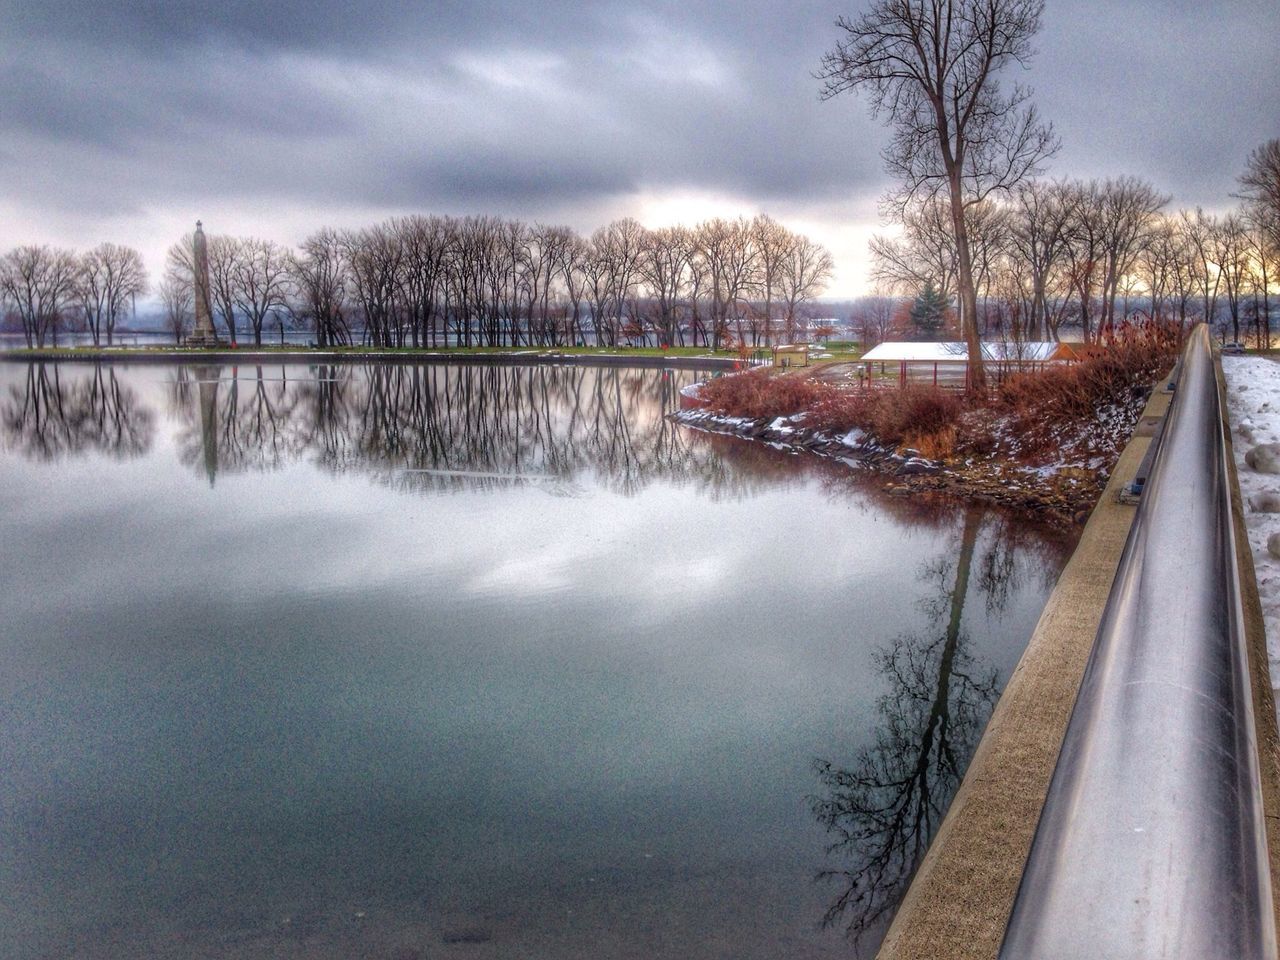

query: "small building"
(773, 343), (810, 368)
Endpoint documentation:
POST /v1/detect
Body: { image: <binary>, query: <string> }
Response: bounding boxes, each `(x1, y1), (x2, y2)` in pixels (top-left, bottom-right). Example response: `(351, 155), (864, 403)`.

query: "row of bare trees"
(155, 214), (834, 350)
(0, 243), (148, 348)
(865, 166), (1280, 347)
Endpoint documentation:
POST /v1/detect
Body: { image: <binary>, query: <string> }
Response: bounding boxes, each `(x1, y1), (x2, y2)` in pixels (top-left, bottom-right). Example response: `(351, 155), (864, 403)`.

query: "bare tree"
(851, 294), (899, 348)
(638, 225), (693, 348)
(870, 199), (958, 306)
(1215, 212), (1252, 343)
(1007, 180), (1076, 339)
(76, 243), (148, 347)
(696, 217), (761, 348)
(229, 238), (290, 346)
(344, 222), (404, 347)
(391, 216), (449, 347)
(1244, 210), (1276, 347)
(158, 273), (192, 344)
(290, 228), (351, 348)
(1238, 140), (1280, 231)
(0, 245), (80, 347)
(820, 0), (1058, 389)
(1062, 182), (1107, 342)
(1095, 177), (1168, 332)
(752, 214), (790, 344)
(1238, 142), (1280, 346)
(779, 233), (835, 337)
(1182, 209), (1224, 332)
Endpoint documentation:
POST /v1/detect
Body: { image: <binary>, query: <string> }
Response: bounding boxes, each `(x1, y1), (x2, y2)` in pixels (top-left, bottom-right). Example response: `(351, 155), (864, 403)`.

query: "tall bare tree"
(1182, 209), (1223, 332)
(1007, 180), (1076, 339)
(779, 233), (835, 337)
(290, 229), (351, 348)
(1215, 212), (1252, 343)
(820, 0), (1057, 389)
(1238, 140), (1280, 233)
(233, 238), (291, 346)
(638, 226), (694, 348)
(1095, 177), (1168, 332)
(76, 243), (148, 346)
(158, 273), (192, 344)
(0, 245), (80, 347)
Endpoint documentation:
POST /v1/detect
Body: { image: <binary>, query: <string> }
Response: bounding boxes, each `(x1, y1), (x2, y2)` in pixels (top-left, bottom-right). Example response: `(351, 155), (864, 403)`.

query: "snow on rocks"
(1250, 492), (1280, 513)
(670, 406), (898, 466)
(1246, 443), (1280, 474)
(1223, 355), (1280, 715)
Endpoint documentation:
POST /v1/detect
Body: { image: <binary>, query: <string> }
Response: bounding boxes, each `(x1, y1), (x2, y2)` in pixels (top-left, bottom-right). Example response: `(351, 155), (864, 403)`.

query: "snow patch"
(1223, 355), (1280, 719)
(839, 427), (866, 448)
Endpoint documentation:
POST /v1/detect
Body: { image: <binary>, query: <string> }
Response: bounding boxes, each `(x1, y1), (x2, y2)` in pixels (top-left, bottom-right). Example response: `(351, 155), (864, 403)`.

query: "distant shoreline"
(0, 346), (747, 370)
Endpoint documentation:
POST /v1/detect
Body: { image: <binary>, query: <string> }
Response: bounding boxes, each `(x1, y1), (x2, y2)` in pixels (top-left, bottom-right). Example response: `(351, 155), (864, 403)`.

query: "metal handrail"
(998, 325), (1277, 959)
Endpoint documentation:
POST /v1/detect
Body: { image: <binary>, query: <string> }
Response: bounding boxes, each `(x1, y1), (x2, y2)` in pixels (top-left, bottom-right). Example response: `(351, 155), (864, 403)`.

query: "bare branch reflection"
(160, 361), (839, 499)
(1, 363), (154, 461)
(810, 507), (1005, 944)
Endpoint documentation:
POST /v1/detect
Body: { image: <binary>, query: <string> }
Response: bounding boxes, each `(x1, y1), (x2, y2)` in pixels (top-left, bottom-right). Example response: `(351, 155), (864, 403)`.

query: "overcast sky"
(1, 0), (1276, 297)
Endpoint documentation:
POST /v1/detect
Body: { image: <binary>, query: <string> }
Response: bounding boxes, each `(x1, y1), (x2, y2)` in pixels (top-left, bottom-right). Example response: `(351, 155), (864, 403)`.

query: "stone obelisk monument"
(187, 220), (223, 348)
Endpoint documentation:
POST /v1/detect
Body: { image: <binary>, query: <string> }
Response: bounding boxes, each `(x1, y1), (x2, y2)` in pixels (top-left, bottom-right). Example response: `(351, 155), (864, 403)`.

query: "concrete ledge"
(876, 385), (1172, 960)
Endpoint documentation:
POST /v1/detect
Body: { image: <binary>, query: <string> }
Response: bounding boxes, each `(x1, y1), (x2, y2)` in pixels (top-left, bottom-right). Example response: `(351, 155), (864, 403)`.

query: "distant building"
(773, 344), (810, 368)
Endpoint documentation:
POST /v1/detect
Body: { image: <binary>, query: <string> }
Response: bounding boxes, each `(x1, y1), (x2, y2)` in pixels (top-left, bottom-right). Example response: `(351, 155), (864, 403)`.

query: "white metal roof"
(860, 341), (1068, 363)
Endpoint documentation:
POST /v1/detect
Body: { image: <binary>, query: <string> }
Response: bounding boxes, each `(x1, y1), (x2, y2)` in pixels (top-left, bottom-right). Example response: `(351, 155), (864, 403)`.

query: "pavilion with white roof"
(859, 340), (1078, 387)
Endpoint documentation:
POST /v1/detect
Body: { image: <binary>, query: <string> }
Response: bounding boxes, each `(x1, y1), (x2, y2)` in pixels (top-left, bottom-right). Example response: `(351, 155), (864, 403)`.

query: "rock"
(1246, 444), (1280, 474)
(887, 485), (912, 496)
(1269, 532), (1280, 560)
(896, 460), (941, 477)
(1250, 492), (1280, 513)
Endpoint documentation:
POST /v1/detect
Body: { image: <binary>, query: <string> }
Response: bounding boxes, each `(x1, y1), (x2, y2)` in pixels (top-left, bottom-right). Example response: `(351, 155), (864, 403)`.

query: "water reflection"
(0, 359), (1077, 960)
(3, 361), (898, 501)
(0, 363), (154, 461)
(810, 507), (1025, 944)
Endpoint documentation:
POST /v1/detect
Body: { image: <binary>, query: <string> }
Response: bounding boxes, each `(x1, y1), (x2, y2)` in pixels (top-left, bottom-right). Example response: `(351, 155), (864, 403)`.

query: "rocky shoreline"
(672, 407), (1108, 527)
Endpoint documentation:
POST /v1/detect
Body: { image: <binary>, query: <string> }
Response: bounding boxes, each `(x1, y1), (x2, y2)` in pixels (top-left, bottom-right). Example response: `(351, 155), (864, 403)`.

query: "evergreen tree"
(910, 281), (949, 339)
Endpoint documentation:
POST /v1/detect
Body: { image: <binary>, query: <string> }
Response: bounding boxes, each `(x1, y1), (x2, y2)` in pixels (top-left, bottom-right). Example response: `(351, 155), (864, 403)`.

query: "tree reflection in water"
(158, 362), (837, 498)
(6, 360), (862, 501)
(810, 506), (1010, 944)
(0, 362), (154, 461)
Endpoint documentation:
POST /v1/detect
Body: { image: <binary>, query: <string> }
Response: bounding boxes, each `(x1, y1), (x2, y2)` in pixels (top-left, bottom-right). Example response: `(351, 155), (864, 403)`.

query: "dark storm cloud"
(0, 0), (886, 216)
(0, 0), (1276, 282)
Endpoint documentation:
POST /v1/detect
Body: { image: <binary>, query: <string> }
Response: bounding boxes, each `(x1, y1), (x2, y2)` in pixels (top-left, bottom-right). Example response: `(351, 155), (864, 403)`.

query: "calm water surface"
(0, 361), (1075, 960)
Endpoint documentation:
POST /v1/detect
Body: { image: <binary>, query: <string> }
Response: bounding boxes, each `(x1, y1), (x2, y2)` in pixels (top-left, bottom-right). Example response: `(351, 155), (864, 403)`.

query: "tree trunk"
(947, 173), (986, 391)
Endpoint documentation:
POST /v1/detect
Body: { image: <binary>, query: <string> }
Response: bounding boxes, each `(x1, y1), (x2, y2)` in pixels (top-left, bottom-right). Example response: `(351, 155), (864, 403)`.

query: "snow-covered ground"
(1222, 356), (1280, 710)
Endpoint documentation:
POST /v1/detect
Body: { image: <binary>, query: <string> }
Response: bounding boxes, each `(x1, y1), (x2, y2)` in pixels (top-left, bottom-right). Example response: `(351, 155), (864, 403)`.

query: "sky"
(0, 0), (1276, 298)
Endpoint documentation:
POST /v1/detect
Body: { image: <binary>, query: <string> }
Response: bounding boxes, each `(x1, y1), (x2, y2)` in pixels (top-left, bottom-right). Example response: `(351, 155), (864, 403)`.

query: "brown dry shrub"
(906, 425), (958, 460)
(807, 384), (964, 447)
(699, 368), (833, 419)
(997, 324), (1181, 456)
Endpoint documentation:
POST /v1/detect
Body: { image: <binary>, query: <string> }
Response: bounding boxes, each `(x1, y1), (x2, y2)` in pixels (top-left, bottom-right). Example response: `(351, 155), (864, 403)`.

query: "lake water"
(0, 361), (1075, 960)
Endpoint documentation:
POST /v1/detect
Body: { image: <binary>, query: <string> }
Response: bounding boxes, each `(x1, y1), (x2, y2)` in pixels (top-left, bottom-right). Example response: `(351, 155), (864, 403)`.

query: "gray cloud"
(0, 0), (1275, 293)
